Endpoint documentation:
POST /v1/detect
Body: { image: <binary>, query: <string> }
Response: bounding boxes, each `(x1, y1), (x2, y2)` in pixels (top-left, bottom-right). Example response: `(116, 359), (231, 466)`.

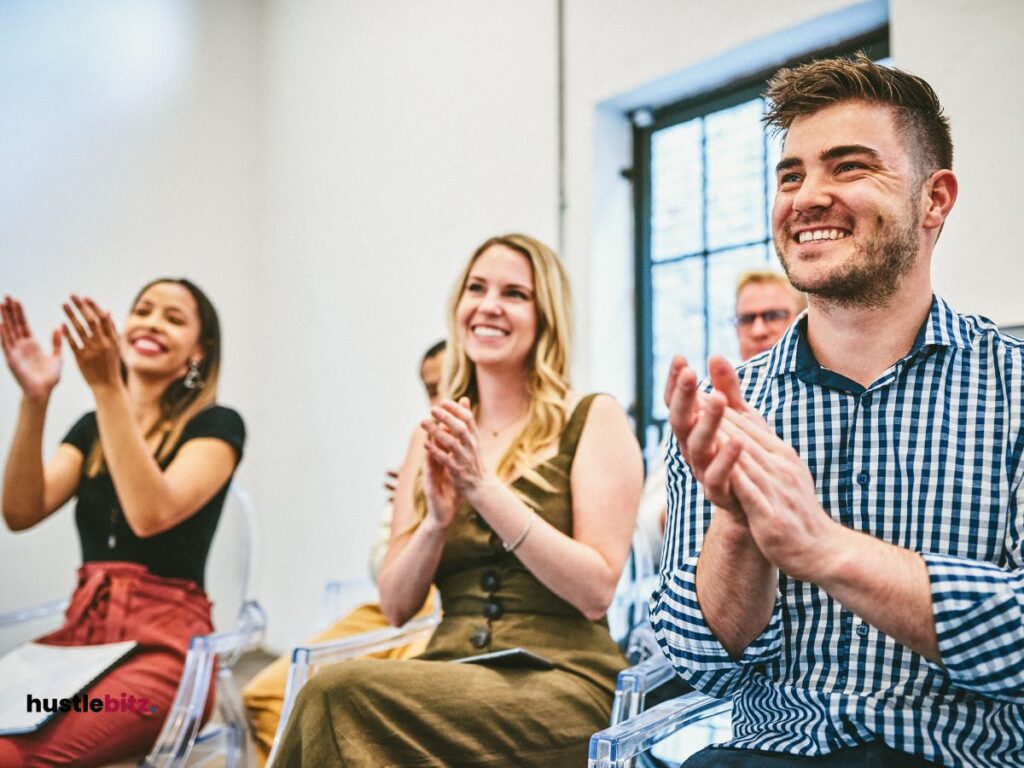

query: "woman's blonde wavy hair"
(407, 234), (572, 530)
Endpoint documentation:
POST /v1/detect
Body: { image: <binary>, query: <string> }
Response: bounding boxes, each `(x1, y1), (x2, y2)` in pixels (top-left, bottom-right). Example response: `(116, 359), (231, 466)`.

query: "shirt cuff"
(925, 552), (1024, 702)
(650, 553), (783, 696)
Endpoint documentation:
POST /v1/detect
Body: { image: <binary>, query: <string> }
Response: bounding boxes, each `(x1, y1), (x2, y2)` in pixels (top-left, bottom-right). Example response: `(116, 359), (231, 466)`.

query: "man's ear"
(922, 169), (957, 231)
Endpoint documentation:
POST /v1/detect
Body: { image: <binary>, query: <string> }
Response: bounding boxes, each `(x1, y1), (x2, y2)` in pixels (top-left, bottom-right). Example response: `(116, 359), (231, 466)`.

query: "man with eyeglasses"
(733, 270), (807, 361)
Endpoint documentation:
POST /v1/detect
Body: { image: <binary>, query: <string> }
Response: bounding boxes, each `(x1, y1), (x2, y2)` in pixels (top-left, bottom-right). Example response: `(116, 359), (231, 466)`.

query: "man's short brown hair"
(763, 53), (952, 184)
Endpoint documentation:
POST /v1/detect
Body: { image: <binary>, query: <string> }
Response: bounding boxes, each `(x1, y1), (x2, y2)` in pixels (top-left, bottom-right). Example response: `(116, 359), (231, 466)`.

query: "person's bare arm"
(1, 296), (78, 530)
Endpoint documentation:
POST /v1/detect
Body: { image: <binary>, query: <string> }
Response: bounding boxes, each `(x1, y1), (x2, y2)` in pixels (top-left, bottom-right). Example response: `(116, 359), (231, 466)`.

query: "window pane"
(707, 245), (775, 365)
(652, 257), (705, 419)
(651, 118), (703, 261)
(705, 99), (767, 251)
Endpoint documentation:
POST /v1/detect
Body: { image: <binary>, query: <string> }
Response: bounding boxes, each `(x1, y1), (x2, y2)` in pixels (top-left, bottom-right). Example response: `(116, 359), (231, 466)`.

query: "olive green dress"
(275, 394), (627, 767)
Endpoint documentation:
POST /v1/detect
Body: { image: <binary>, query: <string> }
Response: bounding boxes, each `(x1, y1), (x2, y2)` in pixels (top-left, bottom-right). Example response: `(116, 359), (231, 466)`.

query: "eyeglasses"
(734, 309), (792, 327)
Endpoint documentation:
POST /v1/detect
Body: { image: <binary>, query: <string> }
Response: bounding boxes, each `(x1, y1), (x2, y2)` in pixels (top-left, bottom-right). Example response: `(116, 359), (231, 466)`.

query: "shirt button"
(856, 471), (870, 486)
(471, 511), (490, 530)
(856, 623), (869, 637)
(483, 600), (504, 620)
(862, 393), (872, 408)
(480, 570), (501, 592)
(471, 627), (490, 648)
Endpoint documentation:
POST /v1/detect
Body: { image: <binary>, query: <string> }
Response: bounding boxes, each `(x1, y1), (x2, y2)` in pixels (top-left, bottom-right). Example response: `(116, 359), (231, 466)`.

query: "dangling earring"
(183, 358), (205, 390)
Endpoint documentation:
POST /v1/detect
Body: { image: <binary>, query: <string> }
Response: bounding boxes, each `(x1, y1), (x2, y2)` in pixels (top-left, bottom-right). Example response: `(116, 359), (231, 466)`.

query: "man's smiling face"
(771, 100), (924, 309)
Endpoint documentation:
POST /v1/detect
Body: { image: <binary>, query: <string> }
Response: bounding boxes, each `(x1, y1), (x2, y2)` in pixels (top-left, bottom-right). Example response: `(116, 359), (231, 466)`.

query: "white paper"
(0, 640), (137, 735)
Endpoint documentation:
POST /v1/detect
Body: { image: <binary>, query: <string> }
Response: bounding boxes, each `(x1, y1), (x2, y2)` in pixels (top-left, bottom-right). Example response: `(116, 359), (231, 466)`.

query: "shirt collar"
(760, 294), (973, 382)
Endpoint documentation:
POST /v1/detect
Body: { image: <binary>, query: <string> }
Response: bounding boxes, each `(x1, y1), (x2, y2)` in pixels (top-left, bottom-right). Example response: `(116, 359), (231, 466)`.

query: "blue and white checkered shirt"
(651, 295), (1024, 767)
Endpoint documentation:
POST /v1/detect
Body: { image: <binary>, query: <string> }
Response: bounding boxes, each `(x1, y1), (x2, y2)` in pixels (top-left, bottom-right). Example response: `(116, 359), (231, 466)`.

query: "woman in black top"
(0, 279), (244, 768)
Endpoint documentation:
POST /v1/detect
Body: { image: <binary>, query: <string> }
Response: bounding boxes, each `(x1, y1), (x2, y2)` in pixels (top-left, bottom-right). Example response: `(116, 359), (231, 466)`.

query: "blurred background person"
(734, 270), (807, 362)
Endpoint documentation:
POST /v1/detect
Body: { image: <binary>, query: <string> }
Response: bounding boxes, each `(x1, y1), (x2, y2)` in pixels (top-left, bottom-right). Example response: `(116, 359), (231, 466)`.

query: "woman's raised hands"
(61, 295), (122, 390)
(420, 397), (488, 529)
(420, 437), (461, 531)
(422, 398), (490, 499)
(0, 296), (62, 401)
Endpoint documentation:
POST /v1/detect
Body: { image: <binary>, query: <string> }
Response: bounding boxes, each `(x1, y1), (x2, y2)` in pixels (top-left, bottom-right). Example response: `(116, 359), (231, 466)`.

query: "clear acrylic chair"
(589, 609), (732, 767)
(0, 482), (266, 768)
(589, 682), (731, 768)
(588, 502), (735, 768)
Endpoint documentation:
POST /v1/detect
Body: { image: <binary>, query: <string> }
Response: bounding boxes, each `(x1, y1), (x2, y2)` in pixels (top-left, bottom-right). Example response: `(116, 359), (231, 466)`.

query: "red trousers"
(0, 562), (215, 768)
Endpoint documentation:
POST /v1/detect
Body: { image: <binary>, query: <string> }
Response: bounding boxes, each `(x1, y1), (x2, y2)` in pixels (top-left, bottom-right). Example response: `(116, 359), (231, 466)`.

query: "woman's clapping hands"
(61, 295), (123, 390)
(0, 296), (62, 401)
(420, 397), (496, 527)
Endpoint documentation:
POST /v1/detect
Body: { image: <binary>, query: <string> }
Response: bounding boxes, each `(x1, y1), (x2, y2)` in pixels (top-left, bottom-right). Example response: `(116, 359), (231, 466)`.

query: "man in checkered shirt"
(652, 54), (1024, 766)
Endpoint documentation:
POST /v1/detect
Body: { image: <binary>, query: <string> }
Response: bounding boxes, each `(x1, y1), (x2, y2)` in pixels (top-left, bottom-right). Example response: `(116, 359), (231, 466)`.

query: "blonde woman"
(274, 234), (643, 766)
(0, 280), (244, 767)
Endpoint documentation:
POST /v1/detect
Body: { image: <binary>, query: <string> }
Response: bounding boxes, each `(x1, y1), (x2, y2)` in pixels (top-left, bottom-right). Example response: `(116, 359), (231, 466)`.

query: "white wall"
(2, 0), (1020, 652)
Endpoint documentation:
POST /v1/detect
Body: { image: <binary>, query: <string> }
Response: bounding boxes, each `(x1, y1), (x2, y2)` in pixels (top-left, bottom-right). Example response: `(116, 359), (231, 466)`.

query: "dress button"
(480, 570), (501, 592)
(471, 627), (490, 648)
(483, 600), (504, 620)
(856, 471), (870, 486)
(856, 623), (869, 637)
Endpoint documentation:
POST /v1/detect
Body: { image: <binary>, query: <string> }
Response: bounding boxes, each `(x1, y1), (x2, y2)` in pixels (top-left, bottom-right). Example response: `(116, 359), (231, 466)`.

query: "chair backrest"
(205, 482), (258, 631)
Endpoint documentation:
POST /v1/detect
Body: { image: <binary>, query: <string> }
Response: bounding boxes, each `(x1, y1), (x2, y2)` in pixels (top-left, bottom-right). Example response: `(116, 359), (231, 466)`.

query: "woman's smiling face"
(455, 244), (538, 372)
(121, 281), (203, 382)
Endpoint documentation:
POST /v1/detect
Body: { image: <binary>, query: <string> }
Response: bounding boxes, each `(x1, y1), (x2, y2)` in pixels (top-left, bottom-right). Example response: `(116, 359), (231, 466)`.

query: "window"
(632, 37), (889, 459)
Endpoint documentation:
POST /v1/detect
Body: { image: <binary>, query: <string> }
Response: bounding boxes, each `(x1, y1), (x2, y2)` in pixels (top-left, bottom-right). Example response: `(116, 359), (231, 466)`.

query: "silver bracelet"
(502, 511), (533, 552)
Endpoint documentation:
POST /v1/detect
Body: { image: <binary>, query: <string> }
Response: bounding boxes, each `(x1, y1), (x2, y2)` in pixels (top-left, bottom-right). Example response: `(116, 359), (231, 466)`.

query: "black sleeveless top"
(62, 405), (245, 587)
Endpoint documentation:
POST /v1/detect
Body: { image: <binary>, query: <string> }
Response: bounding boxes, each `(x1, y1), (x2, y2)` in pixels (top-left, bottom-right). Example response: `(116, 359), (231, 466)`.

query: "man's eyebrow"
(775, 157), (802, 174)
(819, 144), (882, 163)
(776, 145), (883, 174)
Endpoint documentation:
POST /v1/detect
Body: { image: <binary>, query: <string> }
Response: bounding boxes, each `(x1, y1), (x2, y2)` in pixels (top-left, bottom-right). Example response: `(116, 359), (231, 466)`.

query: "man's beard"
(774, 204), (920, 309)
